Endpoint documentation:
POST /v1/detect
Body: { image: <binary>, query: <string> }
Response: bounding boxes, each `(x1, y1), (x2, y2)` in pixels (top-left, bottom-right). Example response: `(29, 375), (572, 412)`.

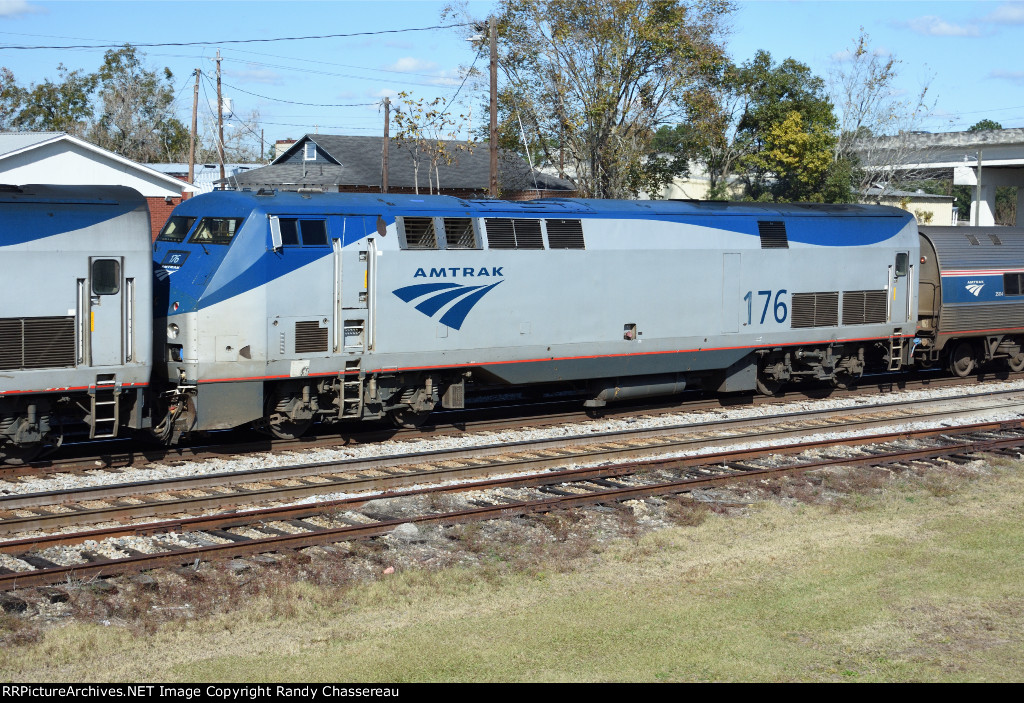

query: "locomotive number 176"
(743, 289), (788, 325)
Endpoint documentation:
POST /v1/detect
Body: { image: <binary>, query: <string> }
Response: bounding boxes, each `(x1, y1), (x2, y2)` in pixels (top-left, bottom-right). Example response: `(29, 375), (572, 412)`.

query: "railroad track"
(1, 419), (1023, 590)
(3, 386), (1024, 535)
(6, 368), (1013, 477)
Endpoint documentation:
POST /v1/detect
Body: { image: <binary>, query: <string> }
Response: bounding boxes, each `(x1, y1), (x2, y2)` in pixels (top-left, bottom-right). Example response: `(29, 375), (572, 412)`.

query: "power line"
(0, 23), (472, 50)
(218, 80), (377, 107)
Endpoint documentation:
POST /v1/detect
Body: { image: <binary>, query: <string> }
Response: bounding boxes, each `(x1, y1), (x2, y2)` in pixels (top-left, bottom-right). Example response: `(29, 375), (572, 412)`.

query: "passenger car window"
(157, 216), (196, 243)
(189, 217), (244, 245)
(92, 259), (120, 295)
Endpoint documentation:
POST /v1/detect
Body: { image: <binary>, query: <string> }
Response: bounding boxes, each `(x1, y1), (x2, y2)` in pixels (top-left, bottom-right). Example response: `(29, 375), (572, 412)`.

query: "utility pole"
(216, 50), (225, 183)
(489, 15), (498, 198)
(974, 150), (983, 227)
(382, 97), (390, 193)
(189, 69), (199, 185)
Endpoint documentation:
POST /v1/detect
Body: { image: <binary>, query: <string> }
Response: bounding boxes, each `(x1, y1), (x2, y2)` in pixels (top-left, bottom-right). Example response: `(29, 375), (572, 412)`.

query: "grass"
(1, 458), (1022, 681)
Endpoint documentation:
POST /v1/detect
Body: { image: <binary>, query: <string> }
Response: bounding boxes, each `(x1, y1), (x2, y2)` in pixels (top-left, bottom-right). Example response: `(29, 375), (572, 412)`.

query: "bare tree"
(829, 29), (936, 197)
(392, 92), (472, 195)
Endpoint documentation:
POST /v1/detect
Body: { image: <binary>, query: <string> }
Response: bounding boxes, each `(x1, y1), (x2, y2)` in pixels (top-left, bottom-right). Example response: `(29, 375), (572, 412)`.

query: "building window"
(304, 142), (317, 161)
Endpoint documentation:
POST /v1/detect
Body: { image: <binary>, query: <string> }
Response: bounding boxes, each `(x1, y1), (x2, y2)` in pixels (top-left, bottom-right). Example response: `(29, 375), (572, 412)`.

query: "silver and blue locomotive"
(151, 191), (922, 438)
(0, 184), (153, 461)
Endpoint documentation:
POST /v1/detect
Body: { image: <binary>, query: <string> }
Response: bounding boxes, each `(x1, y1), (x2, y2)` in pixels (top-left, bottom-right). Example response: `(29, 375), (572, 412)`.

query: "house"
(0, 132), (199, 240)
(861, 187), (956, 226)
(220, 134), (576, 200)
(148, 163), (264, 194)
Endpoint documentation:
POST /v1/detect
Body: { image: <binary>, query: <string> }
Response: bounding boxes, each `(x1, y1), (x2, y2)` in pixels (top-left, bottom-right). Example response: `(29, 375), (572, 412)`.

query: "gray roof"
(863, 186), (954, 201)
(225, 134), (575, 193)
(0, 131), (66, 157)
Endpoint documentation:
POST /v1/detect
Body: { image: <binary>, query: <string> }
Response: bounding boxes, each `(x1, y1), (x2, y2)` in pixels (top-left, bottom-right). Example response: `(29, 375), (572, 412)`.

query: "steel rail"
(1, 419), (1022, 592)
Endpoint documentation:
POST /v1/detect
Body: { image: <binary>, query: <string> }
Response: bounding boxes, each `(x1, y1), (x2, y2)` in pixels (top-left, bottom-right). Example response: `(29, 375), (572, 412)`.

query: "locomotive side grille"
(294, 320), (328, 354)
(841, 290), (888, 325)
(0, 316), (76, 370)
(0, 319), (20, 370)
(400, 217), (437, 249)
(484, 218), (545, 249)
(512, 219), (544, 249)
(545, 219), (585, 249)
(791, 292), (839, 329)
(484, 218), (516, 248)
(758, 221), (789, 249)
(443, 218), (476, 249)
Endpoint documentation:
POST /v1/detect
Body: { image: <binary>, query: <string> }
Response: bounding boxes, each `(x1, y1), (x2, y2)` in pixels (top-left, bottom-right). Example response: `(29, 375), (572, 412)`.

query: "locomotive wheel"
(0, 443), (43, 466)
(1008, 353), (1024, 372)
(948, 342), (976, 378)
(259, 393), (313, 440)
(389, 408), (431, 429)
(755, 375), (783, 396)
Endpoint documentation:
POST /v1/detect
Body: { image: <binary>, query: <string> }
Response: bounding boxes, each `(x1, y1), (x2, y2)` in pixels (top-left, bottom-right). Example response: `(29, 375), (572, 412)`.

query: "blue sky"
(1, 0), (1022, 152)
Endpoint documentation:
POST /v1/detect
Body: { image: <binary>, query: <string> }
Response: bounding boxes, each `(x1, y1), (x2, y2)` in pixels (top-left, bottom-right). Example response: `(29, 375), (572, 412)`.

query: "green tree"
(13, 64), (97, 135)
(746, 111), (844, 202)
(0, 68), (26, 131)
(87, 45), (190, 162)
(967, 119), (1002, 132)
(453, 0), (734, 199)
(732, 50), (842, 200)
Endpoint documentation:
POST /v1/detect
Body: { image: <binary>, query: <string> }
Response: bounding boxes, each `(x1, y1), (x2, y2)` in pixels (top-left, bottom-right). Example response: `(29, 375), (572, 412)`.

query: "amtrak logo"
(393, 281), (503, 330)
(966, 281), (985, 297)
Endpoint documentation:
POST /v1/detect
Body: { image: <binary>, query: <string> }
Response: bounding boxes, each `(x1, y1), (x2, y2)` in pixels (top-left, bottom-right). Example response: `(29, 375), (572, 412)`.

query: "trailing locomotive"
(0, 184), (153, 462)
(4, 184), (1024, 463)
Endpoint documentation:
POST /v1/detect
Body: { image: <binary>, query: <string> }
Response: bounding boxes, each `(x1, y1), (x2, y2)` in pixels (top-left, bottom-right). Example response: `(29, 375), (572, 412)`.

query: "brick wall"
(144, 192), (191, 242)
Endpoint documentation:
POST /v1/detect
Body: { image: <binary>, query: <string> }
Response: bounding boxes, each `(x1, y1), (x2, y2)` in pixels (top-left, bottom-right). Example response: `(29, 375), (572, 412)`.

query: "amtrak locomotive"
(2, 184), (1024, 461)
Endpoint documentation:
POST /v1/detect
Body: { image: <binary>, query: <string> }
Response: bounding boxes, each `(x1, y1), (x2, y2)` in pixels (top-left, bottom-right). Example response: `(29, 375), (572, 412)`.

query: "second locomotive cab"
(151, 191), (922, 439)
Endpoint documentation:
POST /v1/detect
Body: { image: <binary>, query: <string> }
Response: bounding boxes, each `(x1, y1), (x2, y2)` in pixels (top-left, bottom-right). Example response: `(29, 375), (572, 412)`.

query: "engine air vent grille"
(443, 218), (476, 249)
(965, 233), (981, 246)
(989, 233), (1003, 246)
(842, 290), (888, 325)
(0, 316), (76, 370)
(484, 218), (544, 249)
(400, 217), (437, 249)
(791, 292), (839, 329)
(758, 221), (789, 249)
(545, 219), (585, 249)
(294, 320), (328, 354)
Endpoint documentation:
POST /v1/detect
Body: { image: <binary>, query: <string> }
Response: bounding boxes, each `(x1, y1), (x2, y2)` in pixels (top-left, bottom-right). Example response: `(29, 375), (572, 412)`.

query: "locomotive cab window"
(189, 217), (244, 245)
(274, 218), (329, 247)
(157, 216), (196, 243)
(92, 259), (120, 295)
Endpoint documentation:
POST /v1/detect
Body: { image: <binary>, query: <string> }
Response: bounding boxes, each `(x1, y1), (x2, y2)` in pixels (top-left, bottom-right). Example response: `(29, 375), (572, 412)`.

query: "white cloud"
(369, 88), (400, 100)
(0, 0), (44, 17)
(983, 3), (1024, 24)
(226, 67), (284, 86)
(903, 15), (981, 37)
(385, 57), (439, 73)
(989, 69), (1024, 86)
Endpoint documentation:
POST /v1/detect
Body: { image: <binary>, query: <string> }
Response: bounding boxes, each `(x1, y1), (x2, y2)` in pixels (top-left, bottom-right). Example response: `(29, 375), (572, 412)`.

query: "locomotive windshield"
(189, 217), (245, 245)
(157, 215), (196, 243)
